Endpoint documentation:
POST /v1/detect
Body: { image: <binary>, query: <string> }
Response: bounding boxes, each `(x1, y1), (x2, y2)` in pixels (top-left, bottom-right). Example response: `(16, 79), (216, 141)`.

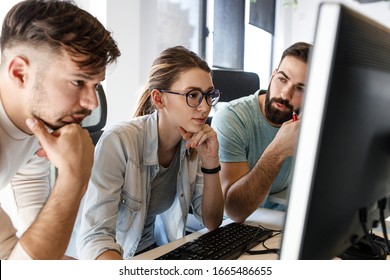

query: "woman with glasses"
(77, 46), (224, 259)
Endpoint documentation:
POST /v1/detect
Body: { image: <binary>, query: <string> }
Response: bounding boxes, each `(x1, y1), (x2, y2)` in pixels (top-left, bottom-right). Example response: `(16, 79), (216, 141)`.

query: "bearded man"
(211, 42), (312, 223)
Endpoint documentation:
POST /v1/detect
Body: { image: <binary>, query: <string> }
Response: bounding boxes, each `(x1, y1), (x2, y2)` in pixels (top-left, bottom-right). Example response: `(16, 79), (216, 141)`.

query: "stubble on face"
(29, 69), (90, 130)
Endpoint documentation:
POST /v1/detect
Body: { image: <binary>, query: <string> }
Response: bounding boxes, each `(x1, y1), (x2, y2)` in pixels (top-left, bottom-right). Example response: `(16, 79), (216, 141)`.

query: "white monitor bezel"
(279, 3), (342, 260)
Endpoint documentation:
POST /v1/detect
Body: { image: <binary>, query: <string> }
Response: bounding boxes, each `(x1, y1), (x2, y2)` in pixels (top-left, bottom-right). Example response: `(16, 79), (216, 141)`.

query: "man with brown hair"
(0, 0), (120, 259)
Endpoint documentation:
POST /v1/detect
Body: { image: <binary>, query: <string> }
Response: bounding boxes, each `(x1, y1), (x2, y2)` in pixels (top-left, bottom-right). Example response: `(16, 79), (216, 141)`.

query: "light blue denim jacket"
(77, 112), (204, 259)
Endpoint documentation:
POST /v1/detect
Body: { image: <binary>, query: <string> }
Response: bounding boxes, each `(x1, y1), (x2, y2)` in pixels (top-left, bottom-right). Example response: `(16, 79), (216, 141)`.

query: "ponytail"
(134, 86), (154, 117)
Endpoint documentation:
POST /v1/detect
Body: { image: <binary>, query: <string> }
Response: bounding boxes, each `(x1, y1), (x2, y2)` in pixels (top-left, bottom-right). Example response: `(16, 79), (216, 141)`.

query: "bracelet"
(201, 165), (221, 174)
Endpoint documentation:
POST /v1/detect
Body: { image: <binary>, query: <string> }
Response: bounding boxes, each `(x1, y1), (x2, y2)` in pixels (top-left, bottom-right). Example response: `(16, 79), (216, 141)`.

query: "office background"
(1, 0), (389, 128)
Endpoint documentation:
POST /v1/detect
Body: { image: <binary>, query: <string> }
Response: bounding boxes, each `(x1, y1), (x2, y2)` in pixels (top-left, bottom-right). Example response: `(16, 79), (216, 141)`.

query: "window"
(155, 0), (206, 56)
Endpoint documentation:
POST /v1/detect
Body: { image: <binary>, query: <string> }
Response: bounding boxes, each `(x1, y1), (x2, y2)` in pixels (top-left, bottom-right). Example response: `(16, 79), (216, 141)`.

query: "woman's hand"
(179, 125), (219, 168)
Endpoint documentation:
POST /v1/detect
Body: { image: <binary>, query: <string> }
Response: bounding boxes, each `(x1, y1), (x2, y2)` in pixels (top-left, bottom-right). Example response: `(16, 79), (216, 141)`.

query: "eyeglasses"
(159, 89), (221, 108)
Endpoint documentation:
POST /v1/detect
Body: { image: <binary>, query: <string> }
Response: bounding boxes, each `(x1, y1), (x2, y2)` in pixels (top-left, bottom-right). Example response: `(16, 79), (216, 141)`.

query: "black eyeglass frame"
(159, 89), (221, 108)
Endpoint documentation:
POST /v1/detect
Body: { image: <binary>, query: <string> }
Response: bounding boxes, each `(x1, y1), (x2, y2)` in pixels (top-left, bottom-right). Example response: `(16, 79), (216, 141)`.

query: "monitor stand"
(338, 233), (388, 260)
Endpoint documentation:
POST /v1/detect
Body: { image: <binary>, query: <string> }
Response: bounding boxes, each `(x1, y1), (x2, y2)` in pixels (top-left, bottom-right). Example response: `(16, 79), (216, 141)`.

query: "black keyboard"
(155, 222), (273, 260)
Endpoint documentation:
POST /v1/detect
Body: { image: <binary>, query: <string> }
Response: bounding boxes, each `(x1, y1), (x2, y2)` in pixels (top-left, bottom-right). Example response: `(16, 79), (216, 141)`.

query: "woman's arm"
(77, 131), (127, 259)
(180, 125), (224, 230)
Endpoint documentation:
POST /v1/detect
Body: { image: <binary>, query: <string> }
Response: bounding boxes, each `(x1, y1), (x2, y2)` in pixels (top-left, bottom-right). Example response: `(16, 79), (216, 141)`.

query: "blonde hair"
(134, 46), (210, 117)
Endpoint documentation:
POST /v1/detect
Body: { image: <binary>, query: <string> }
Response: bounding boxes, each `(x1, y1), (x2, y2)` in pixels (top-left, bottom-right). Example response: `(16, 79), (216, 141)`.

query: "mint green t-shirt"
(211, 90), (292, 208)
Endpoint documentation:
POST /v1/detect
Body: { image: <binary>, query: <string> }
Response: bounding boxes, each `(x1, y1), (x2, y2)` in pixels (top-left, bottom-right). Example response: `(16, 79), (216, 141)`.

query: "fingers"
(179, 126), (196, 148)
(180, 125), (215, 148)
(36, 148), (48, 160)
(178, 127), (189, 139)
(275, 120), (301, 157)
(26, 117), (54, 148)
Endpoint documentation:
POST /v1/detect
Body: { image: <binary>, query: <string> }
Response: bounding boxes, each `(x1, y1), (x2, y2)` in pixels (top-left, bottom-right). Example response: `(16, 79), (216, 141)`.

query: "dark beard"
(264, 87), (296, 125)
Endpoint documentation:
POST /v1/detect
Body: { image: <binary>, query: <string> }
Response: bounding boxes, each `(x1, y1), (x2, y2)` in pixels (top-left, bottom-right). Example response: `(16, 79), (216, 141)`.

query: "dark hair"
(278, 41), (312, 67)
(1, 0), (120, 70)
(134, 46), (211, 117)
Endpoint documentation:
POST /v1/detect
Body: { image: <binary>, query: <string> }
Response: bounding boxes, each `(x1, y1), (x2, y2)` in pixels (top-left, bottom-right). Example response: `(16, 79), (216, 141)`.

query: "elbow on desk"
(224, 209), (249, 224)
(203, 211), (224, 231)
(224, 199), (252, 223)
(204, 220), (222, 231)
(224, 194), (254, 224)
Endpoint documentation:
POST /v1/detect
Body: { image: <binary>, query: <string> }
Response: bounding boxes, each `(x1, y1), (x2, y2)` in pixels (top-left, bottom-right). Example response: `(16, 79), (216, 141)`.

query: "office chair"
(206, 69), (260, 125)
(82, 84), (107, 145)
(211, 69), (260, 103)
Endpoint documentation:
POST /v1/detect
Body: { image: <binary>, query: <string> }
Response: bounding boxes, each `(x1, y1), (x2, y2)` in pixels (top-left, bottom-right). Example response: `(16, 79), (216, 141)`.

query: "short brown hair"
(1, 0), (120, 70)
(278, 42), (312, 67)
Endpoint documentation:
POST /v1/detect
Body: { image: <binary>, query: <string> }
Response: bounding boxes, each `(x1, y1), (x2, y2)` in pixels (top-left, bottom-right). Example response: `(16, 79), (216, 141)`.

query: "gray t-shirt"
(211, 90), (292, 208)
(136, 145), (180, 253)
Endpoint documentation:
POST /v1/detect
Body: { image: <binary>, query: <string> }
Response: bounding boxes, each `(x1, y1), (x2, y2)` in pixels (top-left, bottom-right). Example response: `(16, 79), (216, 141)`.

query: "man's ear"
(151, 89), (165, 109)
(8, 56), (29, 88)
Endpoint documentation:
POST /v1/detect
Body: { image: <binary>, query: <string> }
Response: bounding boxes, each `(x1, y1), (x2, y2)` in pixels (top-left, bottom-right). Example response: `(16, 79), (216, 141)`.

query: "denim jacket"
(77, 112), (204, 259)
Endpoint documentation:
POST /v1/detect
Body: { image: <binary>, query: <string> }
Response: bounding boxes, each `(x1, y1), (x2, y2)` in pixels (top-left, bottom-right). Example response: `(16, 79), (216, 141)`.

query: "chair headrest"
(81, 84), (107, 133)
(211, 69), (260, 103)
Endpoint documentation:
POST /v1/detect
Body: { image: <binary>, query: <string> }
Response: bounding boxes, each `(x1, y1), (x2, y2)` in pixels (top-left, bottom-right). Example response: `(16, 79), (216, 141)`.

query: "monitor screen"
(280, 3), (390, 260)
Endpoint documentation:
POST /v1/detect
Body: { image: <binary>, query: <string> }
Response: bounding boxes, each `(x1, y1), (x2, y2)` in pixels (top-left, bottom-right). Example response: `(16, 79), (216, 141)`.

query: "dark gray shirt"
(136, 145), (180, 253)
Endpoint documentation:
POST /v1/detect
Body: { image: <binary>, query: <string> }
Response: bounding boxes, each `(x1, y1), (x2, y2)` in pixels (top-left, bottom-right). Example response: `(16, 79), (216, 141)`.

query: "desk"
(131, 208), (285, 260)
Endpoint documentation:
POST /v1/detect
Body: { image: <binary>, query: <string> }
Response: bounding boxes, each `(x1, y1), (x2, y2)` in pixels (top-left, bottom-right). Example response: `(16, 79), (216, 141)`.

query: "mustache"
(270, 97), (294, 111)
(73, 108), (92, 116)
(33, 109), (92, 130)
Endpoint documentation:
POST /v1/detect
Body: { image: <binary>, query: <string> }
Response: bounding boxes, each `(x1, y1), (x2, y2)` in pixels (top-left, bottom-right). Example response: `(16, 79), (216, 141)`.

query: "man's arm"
(0, 155), (51, 237)
(18, 118), (94, 259)
(220, 120), (299, 223)
(0, 207), (30, 259)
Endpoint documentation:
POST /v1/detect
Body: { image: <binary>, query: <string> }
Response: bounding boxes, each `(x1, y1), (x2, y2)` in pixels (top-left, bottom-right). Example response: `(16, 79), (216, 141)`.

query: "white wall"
(105, 0), (143, 125)
(0, 1), (20, 24)
(272, 0), (390, 67)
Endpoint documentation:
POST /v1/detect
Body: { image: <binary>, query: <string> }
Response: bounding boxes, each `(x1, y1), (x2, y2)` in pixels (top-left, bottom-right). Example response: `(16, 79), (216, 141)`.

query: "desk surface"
(131, 208), (285, 260)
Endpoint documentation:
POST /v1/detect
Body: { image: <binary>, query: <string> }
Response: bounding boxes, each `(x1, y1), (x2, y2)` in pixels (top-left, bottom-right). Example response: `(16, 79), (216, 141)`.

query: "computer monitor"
(280, 3), (390, 260)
